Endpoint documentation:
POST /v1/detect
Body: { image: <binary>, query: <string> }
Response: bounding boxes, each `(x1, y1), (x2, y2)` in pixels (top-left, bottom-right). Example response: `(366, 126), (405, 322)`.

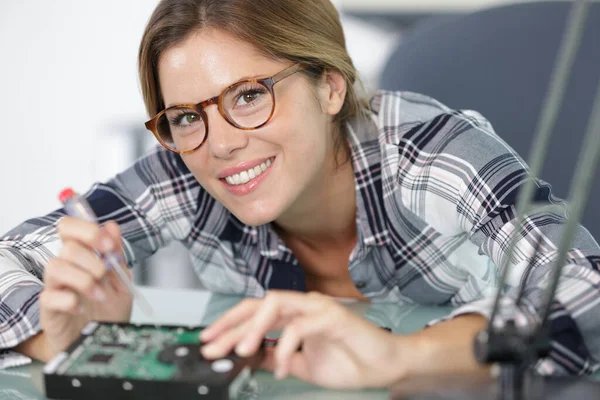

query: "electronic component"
(44, 322), (263, 399)
(87, 353), (114, 364)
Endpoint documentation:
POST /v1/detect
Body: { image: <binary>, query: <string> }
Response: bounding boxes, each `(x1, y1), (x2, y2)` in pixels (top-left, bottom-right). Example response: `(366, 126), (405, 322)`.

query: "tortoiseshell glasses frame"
(144, 63), (303, 155)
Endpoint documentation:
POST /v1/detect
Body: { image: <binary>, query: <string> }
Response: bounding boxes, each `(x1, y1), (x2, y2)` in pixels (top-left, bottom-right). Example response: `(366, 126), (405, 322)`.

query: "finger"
(57, 217), (108, 251)
(44, 258), (106, 302)
(201, 320), (253, 359)
(59, 240), (107, 281)
(274, 313), (331, 379)
(200, 298), (261, 342)
(262, 346), (312, 382)
(261, 347), (311, 382)
(284, 353), (311, 382)
(96, 222), (129, 291)
(236, 291), (326, 357)
(101, 221), (125, 258)
(102, 268), (133, 298)
(101, 223), (132, 293)
(40, 288), (82, 315)
(261, 347), (277, 371)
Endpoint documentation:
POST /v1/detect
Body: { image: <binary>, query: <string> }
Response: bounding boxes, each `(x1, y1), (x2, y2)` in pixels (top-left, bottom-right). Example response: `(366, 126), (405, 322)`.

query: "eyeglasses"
(145, 64), (303, 154)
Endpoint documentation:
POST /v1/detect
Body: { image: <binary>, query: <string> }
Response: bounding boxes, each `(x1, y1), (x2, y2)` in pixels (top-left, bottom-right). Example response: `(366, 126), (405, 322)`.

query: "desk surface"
(1, 287), (598, 399)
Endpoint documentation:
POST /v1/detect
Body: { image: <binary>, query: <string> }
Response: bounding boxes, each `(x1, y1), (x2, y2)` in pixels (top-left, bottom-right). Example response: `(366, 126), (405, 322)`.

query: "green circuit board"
(56, 323), (204, 381)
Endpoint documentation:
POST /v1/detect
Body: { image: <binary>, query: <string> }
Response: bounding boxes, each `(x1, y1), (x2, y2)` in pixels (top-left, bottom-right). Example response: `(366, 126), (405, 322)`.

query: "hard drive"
(44, 321), (263, 400)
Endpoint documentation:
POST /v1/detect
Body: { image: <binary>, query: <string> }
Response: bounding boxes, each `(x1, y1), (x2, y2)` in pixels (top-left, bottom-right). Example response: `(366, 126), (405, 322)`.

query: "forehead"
(158, 29), (286, 107)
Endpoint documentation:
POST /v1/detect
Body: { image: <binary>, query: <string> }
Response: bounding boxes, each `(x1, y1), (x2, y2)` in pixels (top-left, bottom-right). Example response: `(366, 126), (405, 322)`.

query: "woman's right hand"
(40, 217), (133, 357)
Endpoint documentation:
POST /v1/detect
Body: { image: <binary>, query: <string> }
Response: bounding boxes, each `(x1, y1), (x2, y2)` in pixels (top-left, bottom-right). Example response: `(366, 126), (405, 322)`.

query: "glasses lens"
(156, 107), (206, 152)
(223, 82), (274, 128)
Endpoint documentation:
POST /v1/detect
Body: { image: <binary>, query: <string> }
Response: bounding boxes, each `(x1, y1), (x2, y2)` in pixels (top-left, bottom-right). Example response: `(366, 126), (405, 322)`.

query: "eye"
(229, 83), (269, 109)
(176, 113), (199, 126)
(168, 111), (202, 127)
(236, 90), (263, 106)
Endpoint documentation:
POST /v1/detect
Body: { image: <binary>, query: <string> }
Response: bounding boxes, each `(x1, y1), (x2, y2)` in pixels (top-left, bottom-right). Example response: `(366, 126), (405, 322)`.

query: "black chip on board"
(101, 343), (128, 349)
(88, 354), (114, 364)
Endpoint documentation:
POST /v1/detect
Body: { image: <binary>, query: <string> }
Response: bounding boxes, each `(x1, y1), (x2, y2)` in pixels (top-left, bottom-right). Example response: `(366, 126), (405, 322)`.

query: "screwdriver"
(58, 188), (156, 320)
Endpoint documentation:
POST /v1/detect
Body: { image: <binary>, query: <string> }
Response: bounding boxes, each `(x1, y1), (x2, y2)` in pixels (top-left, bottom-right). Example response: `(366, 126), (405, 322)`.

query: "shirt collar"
(347, 114), (391, 249)
(256, 223), (287, 259)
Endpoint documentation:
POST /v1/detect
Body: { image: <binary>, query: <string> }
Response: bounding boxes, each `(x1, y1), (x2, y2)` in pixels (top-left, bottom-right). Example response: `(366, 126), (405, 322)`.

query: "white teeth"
(224, 157), (274, 186)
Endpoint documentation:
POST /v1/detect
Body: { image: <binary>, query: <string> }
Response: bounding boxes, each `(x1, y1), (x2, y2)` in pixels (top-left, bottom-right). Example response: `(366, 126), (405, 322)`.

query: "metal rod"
(487, 0), (590, 332)
(536, 76), (600, 333)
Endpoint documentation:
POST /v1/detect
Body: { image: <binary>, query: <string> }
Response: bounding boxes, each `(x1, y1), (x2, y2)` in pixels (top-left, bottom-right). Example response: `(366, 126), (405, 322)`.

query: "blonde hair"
(138, 0), (368, 159)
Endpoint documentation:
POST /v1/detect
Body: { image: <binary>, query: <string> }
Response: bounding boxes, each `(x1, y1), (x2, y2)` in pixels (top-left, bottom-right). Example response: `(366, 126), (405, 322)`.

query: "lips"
(218, 155), (277, 196)
(223, 157), (274, 185)
(218, 156), (274, 178)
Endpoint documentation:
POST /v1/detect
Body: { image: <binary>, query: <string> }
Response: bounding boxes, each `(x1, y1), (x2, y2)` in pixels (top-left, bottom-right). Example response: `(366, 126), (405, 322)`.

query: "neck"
(273, 147), (356, 248)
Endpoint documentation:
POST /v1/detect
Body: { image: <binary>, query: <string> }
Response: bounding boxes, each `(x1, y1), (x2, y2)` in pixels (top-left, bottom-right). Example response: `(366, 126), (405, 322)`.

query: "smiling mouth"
(223, 157), (275, 186)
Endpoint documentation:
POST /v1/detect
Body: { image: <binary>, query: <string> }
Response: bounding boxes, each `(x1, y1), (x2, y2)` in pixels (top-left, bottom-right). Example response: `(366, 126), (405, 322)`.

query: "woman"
(2, 0), (599, 389)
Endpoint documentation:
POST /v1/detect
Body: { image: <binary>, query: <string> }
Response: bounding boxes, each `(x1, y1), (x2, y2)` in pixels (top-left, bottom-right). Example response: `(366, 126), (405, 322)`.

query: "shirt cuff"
(426, 296), (596, 375)
(426, 296), (538, 333)
(0, 349), (32, 369)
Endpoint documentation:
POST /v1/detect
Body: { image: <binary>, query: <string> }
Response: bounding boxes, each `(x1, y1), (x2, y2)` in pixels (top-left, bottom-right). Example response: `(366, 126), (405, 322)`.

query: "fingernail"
(101, 238), (113, 252)
(201, 344), (218, 358)
(94, 287), (106, 302)
(79, 304), (86, 314)
(200, 328), (213, 341)
(275, 367), (286, 380)
(235, 342), (251, 357)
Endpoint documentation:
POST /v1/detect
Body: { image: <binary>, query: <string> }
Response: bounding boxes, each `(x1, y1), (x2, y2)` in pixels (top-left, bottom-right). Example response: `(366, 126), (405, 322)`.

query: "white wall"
(0, 0), (159, 234)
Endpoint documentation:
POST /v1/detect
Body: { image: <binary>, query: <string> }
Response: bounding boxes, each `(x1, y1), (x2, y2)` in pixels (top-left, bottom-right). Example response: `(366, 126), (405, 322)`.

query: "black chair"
(380, 1), (600, 241)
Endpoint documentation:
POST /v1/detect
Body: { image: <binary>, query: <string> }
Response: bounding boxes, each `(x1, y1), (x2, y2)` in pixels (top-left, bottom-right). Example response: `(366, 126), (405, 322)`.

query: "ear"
(318, 69), (347, 116)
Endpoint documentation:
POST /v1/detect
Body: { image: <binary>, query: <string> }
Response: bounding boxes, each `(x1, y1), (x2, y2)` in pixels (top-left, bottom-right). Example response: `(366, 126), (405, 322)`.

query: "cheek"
(288, 111), (331, 160)
(181, 151), (212, 186)
(280, 96), (331, 151)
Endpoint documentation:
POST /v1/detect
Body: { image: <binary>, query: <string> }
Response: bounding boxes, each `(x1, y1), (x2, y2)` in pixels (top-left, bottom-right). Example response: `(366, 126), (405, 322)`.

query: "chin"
(233, 210), (277, 227)
(228, 203), (282, 227)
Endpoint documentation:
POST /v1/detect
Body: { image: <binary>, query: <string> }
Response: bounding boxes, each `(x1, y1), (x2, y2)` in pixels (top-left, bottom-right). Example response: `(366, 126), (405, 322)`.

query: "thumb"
(261, 347), (276, 371)
(101, 221), (125, 257)
(264, 346), (312, 383)
(286, 352), (311, 383)
(101, 221), (132, 285)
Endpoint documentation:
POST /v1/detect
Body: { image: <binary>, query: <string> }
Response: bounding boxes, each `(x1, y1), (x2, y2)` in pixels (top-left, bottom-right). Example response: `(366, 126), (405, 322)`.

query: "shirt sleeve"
(0, 146), (202, 367)
(401, 109), (600, 375)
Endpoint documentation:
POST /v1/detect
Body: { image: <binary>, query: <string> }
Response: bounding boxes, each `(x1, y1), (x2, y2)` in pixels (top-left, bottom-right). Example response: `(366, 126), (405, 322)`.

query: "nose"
(205, 107), (249, 159)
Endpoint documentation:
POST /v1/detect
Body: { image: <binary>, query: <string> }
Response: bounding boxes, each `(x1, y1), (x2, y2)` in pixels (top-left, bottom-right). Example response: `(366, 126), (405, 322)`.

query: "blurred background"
(1, 0), (598, 290)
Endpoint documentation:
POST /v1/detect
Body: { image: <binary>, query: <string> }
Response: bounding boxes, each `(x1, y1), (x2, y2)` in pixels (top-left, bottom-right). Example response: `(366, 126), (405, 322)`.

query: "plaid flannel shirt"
(1, 91), (599, 373)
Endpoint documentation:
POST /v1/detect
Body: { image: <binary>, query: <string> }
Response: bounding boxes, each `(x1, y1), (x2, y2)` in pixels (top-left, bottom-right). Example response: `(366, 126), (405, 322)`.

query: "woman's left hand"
(199, 290), (408, 389)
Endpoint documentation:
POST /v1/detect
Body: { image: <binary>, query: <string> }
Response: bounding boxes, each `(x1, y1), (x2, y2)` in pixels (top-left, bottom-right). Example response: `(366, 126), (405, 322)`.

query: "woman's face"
(158, 29), (346, 226)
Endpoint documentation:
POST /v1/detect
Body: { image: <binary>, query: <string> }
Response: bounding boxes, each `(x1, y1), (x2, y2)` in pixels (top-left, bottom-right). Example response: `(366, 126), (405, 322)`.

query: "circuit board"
(44, 322), (263, 400)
